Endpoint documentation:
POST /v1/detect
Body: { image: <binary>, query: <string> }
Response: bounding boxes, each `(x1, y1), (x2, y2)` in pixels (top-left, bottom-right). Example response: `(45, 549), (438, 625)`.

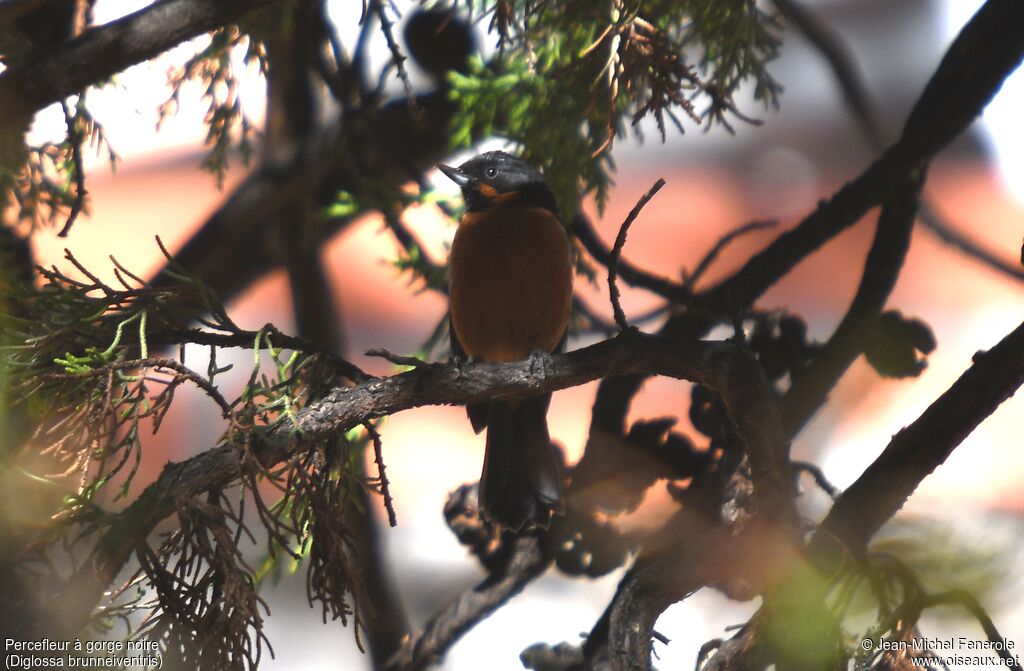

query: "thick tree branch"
(149, 90), (457, 304)
(0, 0), (284, 127)
(607, 510), (833, 670)
(589, 0), (1024, 452)
(780, 169), (925, 436)
(777, 0), (1024, 284)
(263, 7), (410, 663)
(812, 317), (1024, 563)
(607, 524), (730, 671)
(701, 0), (1024, 315)
(58, 331), (786, 631)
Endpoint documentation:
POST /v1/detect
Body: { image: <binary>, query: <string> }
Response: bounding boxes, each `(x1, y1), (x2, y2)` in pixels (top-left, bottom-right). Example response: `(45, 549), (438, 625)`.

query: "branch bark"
(0, 0), (284, 128)
(776, 0), (1024, 284)
(148, 89), (457, 304)
(702, 0), (1023, 315)
(262, 7), (410, 664)
(58, 331), (785, 634)
(780, 169), (925, 436)
(811, 317), (1024, 564)
(607, 524), (730, 671)
(588, 0), (1024, 454)
(397, 535), (548, 670)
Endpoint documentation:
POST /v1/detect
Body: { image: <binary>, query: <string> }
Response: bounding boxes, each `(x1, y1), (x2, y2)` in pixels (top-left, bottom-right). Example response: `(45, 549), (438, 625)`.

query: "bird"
(438, 151), (573, 532)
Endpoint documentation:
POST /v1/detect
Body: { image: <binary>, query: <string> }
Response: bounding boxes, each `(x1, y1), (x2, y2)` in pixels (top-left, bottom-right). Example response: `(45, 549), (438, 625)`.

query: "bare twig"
(366, 348), (428, 368)
(574, 211), (691, 302)
(380, 205), (448, 293)
(57, 99), (87, 238)
(608, 178), (666, 330)
(167, 326), (369, 383)
(919, 203), (1024, 282)
(792, 460), (839, 499)
(364, 422), (397, 528)
(369, 0), (416, 109)
(685, 220), (777, 290)
(118, 357), (232, 417)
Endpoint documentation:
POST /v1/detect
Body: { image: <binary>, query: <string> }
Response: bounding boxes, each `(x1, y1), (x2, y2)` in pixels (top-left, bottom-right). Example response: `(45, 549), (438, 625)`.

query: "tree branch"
(573, 212), (691, 303)
(395, 535), (548, 670)
(607, 525), (730, 671)
(0, 0), (284, 128)
(777, 0), (1024, 284)
(588, 0), (1024, 452)
(780, 169), (925, 436)
(606, 507), (832, 671)
(918, 203), (1024, 282)
(772, 0), (882, 146)
(164, 325), (368, 383)
(149, 89), (457, 304)
(811, 317), (1024, 563)
(701, 0), (1024, 315)
(58, 330), (786, 632)
(608, 179), (666, 330)
(685, 220), (777, 291)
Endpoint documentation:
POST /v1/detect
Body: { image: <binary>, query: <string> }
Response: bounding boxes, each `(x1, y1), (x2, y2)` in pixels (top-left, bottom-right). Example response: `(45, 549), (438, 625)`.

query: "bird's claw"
(526, 348), (555, 385)
(452, 354), (475, 376)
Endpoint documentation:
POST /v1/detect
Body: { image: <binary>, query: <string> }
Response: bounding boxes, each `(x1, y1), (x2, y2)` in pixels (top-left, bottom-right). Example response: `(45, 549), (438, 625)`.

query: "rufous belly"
(449, 205), (573, 363)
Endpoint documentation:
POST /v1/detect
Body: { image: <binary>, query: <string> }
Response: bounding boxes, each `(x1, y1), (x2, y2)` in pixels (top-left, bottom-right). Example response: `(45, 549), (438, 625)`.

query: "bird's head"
(437, 151), (558, 215)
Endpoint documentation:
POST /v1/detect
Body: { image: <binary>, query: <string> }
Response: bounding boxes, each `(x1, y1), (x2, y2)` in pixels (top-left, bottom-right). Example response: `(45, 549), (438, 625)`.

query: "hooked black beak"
(437, 163), (473, 188)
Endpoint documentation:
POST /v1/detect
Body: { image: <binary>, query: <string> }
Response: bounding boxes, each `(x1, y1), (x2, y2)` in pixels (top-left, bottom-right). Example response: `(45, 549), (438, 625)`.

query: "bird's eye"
(485, 167), (498, 178)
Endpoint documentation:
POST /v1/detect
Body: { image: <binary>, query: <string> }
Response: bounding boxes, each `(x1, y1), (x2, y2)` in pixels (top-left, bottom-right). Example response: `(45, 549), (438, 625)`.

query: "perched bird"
(439, 151), (573, 531)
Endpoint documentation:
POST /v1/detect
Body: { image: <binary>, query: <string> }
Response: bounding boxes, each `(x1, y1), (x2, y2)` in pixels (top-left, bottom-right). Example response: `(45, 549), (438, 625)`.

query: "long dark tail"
(479, 394), (564, 531)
